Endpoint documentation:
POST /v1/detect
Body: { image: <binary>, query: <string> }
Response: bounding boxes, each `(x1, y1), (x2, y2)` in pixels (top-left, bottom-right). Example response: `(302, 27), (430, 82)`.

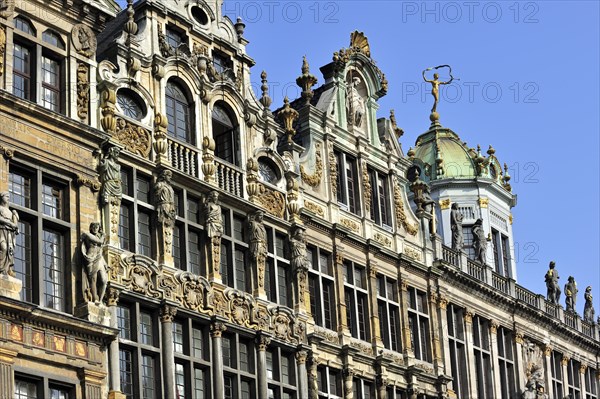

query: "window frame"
(335, 151), (360, 215)
(343, 260), (370, 341)
(165, 80), (194, 144)
(407, 286), (431, 362)
(447, 304), (469, 398)
(212, 102), (241, 167)
(376, 274), (401, 352)
(265, 227), (292, 307)
(472, 316), (494, 399)
(368, 168), (393, 229)
(307, 246), (336, 331)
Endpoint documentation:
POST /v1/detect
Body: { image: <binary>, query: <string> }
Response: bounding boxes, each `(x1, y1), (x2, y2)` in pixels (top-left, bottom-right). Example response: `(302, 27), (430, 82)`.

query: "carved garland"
(393, 178), (418, 236)
(362, 162), (372, 214)
(300, 143), (323, 187)
(328, 144), (338, 199)
(76, 62), (90, 120)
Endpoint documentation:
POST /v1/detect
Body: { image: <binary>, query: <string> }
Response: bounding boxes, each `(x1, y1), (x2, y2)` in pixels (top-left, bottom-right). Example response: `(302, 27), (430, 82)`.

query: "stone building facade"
(0, 1), (597, 399)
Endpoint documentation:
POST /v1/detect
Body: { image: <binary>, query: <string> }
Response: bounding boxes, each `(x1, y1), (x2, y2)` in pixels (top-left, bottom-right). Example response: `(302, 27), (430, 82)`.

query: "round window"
(117, 89), (146, 121)
(191, 7), (209, 26)
(258, 158), (279, 185)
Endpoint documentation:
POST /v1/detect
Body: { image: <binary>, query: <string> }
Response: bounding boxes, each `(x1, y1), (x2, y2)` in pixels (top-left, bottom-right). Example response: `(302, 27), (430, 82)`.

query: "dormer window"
(212, 102), (240, 166)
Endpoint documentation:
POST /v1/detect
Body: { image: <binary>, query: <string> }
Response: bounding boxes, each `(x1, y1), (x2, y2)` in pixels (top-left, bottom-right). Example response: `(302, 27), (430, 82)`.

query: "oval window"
(258, 158), (279, 185)
(117, 89), (146, 120)
(191, 7), (209, 26)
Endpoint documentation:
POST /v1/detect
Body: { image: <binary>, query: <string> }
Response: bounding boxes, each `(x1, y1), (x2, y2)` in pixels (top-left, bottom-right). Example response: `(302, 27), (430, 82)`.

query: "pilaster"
(210, 319), (227, 398)
(0, 347), (17, 399)
(160, 303), (177, 399)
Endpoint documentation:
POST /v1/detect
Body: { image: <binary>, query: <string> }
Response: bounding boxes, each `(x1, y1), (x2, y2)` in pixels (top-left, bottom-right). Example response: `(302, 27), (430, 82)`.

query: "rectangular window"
(266, 227), (291, 307)
(344, 261), (369, 341)
(585, 367), (598, 399)
(472, 316), (493, 399)
(369, 169), (392, 228)
(119, 204), (132, 251)
(497, 327), (516, 399)
(141, 355), (155, 399)
(408, 287), (431, 362)
(175, 363), (187, 399)
(119, 349), (134, 398)
(308, 249), (337, 331)
(43, 229), (65, 311)
(138, 211), (152, 257)
(14, 379), (38, 399)
(117, 306), (131, 340)
(335, 151), (360, 215)
(377, 275), (401, 352)
(14, 220), (32, 302)
(192, 327), (204, 359)
(41, 55), (61, 112)
(42, 181), (64, 219)
(13, 43), (32, 100)
(140, 312), (153, 345)
(501, 235), (510, 277)
(173, 321), (184, 354)
(194, 368), (206, 399)
(447, 304), (468, 398)
(567, 359), (582, 398)
(551, 351), (564, 395)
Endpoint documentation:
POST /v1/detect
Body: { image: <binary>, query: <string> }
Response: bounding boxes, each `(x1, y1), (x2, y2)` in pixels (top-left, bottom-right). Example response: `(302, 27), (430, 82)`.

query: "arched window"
(165, 80), (193, 144)
(14, 17), (35, 35)
(42, 30), (65, 49)
(212, 103), (240, 166)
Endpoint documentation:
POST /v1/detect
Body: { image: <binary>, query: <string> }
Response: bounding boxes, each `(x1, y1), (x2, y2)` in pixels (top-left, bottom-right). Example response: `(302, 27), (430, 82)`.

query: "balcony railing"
(491, 272), (509, 295)
(466, 259), (485, 282)
(442, 246), (459, 267)
(515, 285), (538, 307)
(215, 158), (243, 197)
(167, 138), (200, 178)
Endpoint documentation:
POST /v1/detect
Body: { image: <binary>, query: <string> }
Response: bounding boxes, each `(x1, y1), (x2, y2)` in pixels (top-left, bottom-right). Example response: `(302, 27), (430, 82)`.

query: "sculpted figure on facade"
(81, 222), (108, 303)
(204, 191), (223, 275)
(545, 261), (561, 305)
(522, 340), (547, 399)
(98, 146), (122, 205)
(472, 218), (487, 265)
(422, 65), (455, 115)
(584, 286), (595, 323)
(290, 227), (308, 271)
(346, 76), (364, 127)
(0, 192), (18, 277)
(249, 211), (267, 290)
(155, 169), (176, 227)
(564, 276), (578, 313)
(450, 203), (464, 251)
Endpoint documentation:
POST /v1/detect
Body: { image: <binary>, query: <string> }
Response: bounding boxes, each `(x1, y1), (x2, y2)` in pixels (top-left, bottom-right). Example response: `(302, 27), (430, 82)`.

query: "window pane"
(119, 205), (131, 251)
(14, 220), (32, 302)
(14, 379), (37, 399)
(140, 312), (153, 345)
(9, 170), (31, 207)
(43, 229), (64, 311)
(175, 363), (186, 399)
(117, 306), (131, 340)
(173, 322), (184, 353)
(42, 182), (63, 219)
(142, 355), (155, 399)
(138, 211), (152, 256)
(119, 349), (134, 398)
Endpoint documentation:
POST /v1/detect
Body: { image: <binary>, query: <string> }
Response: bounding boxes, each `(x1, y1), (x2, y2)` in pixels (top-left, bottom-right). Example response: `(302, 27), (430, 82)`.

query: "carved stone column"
(334, 252), (349, 334)
(308, 355), (319, 399)
(106, 287), (124, 398)
(488, 321), (502, 397)
(0, 348), (17, 399)
(343, 366), (355, 399)
(428, 291), (444, 373)
(367, 262), (382, 346)
(256, 334), (271, 399)
(560, 355), (570, 398)
(160, 304), (177, 399)
(542, 344), (553, 398)
(437, 296), (452, 384)
(580, 364), (588, 398)
(463, 310), (477, 399)
(399, 278), (414, 358)
(210, 320), (227, 398)
(79, 369), (106, 399)
(514, 332), (526, 392)
(296, 350), (309, 399)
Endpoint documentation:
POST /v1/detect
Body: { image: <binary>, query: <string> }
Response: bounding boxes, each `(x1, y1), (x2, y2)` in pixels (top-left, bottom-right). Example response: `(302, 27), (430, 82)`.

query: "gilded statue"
(422, 65), (455, 114)
(564, 276), (578, 313)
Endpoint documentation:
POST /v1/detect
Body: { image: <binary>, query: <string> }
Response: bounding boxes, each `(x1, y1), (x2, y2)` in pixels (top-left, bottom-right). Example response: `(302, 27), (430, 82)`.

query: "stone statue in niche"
(545, 261), (561, 305)
(81, 222), (108, 303)
(584, 286), (595, 323)
(346, 76), (365, 127)
(290, 227), (308, 271)
(564, 276), (578, 313)
(450, 203), (463, 251)
(98, 146), (122, 205)
(0, 192), (18, 277)
(155, 169), (176, 227)
(521, 340), (547, 399)
(472, 218), (487, 265)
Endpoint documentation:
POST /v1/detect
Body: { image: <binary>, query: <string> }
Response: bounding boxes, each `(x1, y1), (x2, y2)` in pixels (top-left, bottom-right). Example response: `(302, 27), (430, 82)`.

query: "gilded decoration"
(561, 356), (570, 367)
(363, 162), (372, 214)
(75, 342), (87, 357)
(439, 198), (451, 210)
(300, 143), (323, 187)
(463, 310), (473, 324)
(10, 324), (22, 341)
(114, 118), (151, 158)
(53, 335), (66, 352)
(394, 178), (418, 236)
(255, 186), (286, 218)
(373, 232), (392, 248)
(478, 197), (489, 208)
(328, 143), (338, 199)
(304, 200), (325, 217)
(340, 218), (360, 233)
(76, 62), (90, 120)
(32, 330), (45, 347)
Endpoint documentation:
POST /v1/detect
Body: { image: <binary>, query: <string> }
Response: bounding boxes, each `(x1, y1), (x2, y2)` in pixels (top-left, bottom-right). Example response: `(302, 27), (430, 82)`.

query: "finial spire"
(279, 97), (299, 143)
(296, 56), (318, 105)
(124, 0), (138, 36)
(260, 71), (272, 111)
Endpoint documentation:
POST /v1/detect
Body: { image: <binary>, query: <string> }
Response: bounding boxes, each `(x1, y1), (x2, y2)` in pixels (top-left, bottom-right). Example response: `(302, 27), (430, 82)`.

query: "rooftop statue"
(422, 65), (455, 121)
(545, 261), (561, 305)
(564, 276), (578, 313)
(584, 286), (595, 323)
(450, 203), (464, 251)
(472, 218), (487, 265)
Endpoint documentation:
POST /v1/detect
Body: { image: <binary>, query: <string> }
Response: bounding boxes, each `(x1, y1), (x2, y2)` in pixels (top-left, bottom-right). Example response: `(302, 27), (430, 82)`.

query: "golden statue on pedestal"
(422, 65), (456, 121)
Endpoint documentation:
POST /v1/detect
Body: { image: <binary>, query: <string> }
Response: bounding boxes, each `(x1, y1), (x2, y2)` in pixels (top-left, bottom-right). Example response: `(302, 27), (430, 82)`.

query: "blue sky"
(121, 1), (600, 314)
